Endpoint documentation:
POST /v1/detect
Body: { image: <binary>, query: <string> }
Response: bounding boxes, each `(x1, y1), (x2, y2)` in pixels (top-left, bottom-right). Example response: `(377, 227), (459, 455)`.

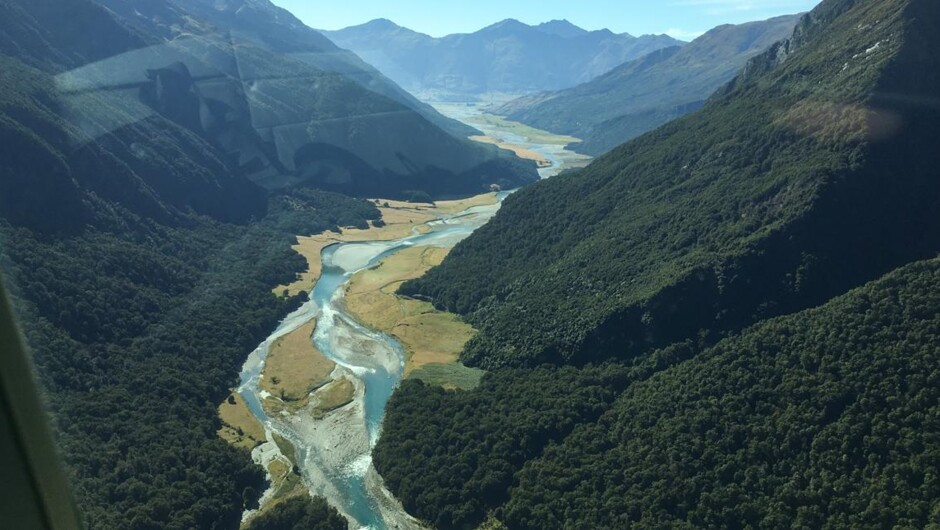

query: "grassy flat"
(393, 311), (477, 373)
(408, 363), (484, 391)
(469, 135), (552, 167)
(265, 459), (305, 504)
(462, 112), (581, 145)
(244, 454), (308, 527)
(273, 237), (338, 297)
(217, 393), (266, 451)
(344, 245), (480, 387)
(272, 433), (297, 465)
(387, 192), (500, 216)
(274, 192), (498, 296)
(311, 378), (356, 416)
(261, 321), (335, 402)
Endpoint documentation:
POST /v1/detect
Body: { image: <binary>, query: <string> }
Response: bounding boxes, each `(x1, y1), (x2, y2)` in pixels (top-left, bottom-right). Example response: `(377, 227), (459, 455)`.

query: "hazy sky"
(272, 0), (822, 40)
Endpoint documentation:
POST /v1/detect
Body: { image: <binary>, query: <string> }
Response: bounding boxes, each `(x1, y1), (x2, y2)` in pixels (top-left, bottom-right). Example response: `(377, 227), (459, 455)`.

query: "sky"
(271, 0), (822, 40)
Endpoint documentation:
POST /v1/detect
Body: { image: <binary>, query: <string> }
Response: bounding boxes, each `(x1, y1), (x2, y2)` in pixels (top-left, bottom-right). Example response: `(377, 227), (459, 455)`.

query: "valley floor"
(220, 98), (591, 529)
(220, 193), (500, 528)
(274, 194), (497, 297)
(432, 101), (593, 179)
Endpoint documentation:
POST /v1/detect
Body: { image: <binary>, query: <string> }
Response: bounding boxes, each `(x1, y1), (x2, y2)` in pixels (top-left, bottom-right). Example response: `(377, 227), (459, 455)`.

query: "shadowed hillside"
(375, 3), (940, 527)
(403, 0), (940, 369)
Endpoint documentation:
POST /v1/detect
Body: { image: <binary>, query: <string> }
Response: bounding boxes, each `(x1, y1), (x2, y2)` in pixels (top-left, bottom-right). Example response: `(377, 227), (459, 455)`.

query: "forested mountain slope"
(496, 15), (800, 155)
(0, 1), (266, 231)
(379, 254), (940, 529)
(0, 0), (382, 526)
(0, 0), (142, 71)
(1, 188), (365, 528)
(375, 1), (940, 527)
(502, 256), (940, 529)
(403, 0), (940, 369)
(323, 18), (681, 97)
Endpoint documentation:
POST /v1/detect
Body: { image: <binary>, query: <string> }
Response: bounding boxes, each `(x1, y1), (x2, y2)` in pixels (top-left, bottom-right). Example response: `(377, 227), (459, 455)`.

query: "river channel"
(236, 105), (586, 529)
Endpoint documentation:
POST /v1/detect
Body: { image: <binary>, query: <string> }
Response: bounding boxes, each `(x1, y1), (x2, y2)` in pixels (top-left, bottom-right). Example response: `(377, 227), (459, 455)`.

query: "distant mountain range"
(496, 14), (801, 155)
(321, 18), (683, 98)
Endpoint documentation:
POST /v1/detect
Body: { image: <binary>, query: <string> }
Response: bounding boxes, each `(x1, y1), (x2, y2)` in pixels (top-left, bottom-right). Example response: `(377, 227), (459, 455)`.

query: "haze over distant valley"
(321, 18), (682, 99)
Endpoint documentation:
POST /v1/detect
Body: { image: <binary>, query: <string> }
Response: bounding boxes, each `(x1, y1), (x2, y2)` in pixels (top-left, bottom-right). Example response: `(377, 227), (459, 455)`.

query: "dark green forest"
(374, 365), (636, 528)
(502, 257), (940, 529)
(1, 189), (377, 528)
(382, 255), (940, 529)
(246, 497), (347, 530)
(376, 0), (940, 529)
(0, 0), (397, 527)
(402, 0), (940, 370)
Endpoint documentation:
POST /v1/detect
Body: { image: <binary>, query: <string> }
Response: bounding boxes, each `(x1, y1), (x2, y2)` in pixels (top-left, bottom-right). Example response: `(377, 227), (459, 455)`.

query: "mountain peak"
(362, 18), (401, 30)
(326, 16), (686, 96)
(480, 18), (531, 33)
(535, 19), (588, 38)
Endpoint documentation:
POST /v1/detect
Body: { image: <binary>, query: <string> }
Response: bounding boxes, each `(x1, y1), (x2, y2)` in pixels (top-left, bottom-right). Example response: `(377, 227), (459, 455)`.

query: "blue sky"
(272, 0), (822, 40)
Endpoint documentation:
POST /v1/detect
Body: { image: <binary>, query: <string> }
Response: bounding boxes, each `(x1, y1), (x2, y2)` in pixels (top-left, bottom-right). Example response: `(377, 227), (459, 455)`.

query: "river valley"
(230, 105), (587, 529)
